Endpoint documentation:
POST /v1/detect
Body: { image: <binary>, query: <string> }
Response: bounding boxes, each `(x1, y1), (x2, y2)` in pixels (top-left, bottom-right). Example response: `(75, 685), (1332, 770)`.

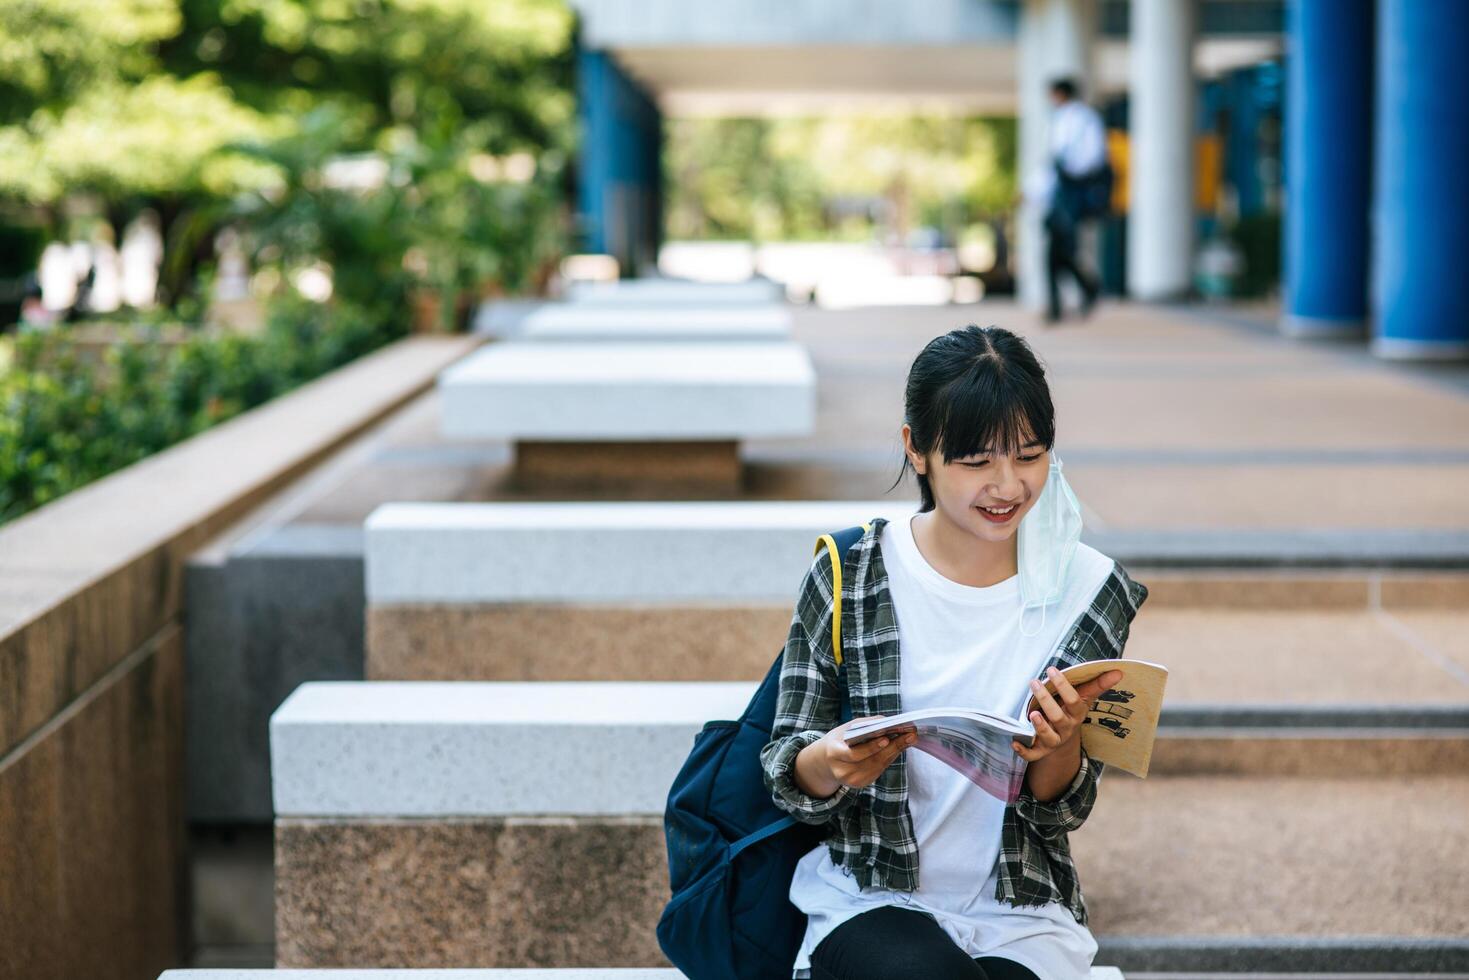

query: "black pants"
(809, 905), (1042, 980)
(1045, 206), (1099, 321)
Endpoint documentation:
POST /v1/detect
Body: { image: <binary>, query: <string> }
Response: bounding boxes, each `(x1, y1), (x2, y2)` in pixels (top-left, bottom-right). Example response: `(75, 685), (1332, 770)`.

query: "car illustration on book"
(1084, 715), (1132, 739)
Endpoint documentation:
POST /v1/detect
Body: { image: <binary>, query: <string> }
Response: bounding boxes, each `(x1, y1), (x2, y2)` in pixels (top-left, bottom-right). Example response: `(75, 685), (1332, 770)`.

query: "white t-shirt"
(788, 512), (1114, 980)
(1050, 99), (1108, 177)
(1024, 99), (1109, 207)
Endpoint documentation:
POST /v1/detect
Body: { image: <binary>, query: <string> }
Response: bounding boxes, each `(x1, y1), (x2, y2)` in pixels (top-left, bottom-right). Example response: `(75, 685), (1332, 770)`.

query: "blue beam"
(576, 47), (662, 274)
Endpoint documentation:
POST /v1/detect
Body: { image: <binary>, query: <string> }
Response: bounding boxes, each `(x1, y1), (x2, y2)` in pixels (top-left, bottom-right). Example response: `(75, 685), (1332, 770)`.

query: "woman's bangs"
(935, 371), (1054, 461)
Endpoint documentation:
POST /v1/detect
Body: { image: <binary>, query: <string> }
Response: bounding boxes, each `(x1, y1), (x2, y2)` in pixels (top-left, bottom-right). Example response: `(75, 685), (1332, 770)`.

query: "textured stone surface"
(513, 441), (741, 492)
(1125, 608), (1469, 705)
(1139, 571), (1469, 608)
(0, 336), (475, 980)
(1135, 571), (1371, 608)
(437, 342), (816, 441)
(1147, 732), (1469, 776)
(1380, 573), (1469, 608)
(0, 627), (184, 980)
(187, 534), (365, 822)
(1077, 775), (1469, 937)
(270, 681), (754, 817)
(1382, 610), (1469, 678)
(274, 817), (669, 968)
(364, 601), (1469, 710)
(367, 604), (788, 681)
(363, 501), (910, 604)
(0, 335), (479, 759)
(269, 776), (1469, 968)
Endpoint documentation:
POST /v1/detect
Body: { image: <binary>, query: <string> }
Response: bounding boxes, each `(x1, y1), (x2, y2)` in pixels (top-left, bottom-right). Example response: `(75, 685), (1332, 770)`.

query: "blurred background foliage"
(0, 296), (392, 523)
(0, 0), (1020, 523)
(0, 0), (575, 523)
(665, 115), (1017, 243)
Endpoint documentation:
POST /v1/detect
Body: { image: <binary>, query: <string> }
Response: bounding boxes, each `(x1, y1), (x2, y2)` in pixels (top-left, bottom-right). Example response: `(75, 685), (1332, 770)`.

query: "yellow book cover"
(1029, 658), (1170, 778)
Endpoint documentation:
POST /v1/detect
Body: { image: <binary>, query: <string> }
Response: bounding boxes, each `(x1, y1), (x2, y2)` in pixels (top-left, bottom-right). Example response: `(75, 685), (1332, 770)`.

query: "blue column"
(1372, 0), (1469, 359)
(1281, 0), (1373, 338)
(576, 48), (663, 276)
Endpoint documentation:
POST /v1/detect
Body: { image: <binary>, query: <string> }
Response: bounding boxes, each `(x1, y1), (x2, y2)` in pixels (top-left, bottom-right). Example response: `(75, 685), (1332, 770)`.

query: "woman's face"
(904, 424), (1050, 543)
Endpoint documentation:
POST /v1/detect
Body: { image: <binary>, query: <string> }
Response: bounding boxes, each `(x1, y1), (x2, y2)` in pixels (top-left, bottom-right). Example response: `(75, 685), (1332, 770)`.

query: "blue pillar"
(1372, 0), (1469, 359)
(1281, 0), (1373, 338)
(577, 48), (663, 276)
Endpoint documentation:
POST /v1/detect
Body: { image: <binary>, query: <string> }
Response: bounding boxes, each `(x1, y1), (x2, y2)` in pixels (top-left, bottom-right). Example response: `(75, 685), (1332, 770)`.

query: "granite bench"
(363, 501), (912, 682)
(270, 681), (748, 967)
(269, 680), (1466, 972)
(437, 342), (816, 490)
(272, 681), (1146, 972)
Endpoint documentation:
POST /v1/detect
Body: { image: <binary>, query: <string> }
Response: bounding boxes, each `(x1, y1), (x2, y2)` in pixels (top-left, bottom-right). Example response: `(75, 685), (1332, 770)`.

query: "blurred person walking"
(1027, 78), (1110, 324)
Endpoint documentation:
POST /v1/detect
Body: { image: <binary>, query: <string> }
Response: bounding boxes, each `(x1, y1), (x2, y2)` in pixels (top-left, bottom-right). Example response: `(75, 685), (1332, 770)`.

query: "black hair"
(895, 325), (1056, 512)
(1050, 77), (1078, 100)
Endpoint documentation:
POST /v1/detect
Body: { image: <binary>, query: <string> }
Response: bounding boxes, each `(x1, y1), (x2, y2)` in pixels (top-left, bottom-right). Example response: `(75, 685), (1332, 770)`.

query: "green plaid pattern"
(759, 517), (1149, 924)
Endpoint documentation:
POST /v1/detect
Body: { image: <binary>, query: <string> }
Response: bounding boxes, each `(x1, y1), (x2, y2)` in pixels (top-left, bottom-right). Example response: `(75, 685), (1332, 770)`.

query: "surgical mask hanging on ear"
(1017, 451), (1085, 638)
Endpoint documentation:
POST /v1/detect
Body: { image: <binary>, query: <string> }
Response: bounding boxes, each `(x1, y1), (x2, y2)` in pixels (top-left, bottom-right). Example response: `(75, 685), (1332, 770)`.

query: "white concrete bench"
(437, 342), (816, 489)
(361, 501), (913, 681)
(516, 304), (791, 343)
(269, 680), (746, 966)
(365, 501), (908, 604)
(271, 681), (1131, 973)
(271, 680), (752, 817)
(438, 342), (814, 442)
(567, 278), (784, 307)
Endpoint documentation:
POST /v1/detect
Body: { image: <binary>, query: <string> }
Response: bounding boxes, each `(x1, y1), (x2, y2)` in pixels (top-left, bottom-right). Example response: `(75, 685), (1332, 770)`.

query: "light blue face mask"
(1016, 451), (1084, 638)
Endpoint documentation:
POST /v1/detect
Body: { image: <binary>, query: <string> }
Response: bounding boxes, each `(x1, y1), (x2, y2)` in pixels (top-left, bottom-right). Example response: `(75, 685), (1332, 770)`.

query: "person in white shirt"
(774, 325), (1145, 979)
(1033, 78), (1109, 324)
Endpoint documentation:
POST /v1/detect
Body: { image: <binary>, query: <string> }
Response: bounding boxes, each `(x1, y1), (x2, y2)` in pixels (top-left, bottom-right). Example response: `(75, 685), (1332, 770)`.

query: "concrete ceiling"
(618, 37), (1282, 117)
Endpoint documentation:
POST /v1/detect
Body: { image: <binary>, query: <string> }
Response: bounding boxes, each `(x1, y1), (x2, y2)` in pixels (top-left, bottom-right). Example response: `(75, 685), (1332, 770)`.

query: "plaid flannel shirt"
(759, 517), (1149, 925)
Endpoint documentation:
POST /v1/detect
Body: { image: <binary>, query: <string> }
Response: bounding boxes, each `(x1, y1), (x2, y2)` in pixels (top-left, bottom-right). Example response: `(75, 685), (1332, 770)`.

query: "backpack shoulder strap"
(813, 523), (871, 667)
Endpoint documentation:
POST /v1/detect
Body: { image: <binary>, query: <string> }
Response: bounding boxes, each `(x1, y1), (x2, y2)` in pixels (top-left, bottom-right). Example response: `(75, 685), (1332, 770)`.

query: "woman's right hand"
(796, 716), (919, 798)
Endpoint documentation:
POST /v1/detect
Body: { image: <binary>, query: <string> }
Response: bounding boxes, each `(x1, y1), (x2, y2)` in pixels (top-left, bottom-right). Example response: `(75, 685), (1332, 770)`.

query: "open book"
(843, 659), (1169, 804)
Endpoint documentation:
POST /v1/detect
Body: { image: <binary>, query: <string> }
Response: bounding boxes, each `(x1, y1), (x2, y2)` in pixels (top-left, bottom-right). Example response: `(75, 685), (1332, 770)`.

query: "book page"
(844, 711), (1034, 804)
(908, 718), (1031, 803)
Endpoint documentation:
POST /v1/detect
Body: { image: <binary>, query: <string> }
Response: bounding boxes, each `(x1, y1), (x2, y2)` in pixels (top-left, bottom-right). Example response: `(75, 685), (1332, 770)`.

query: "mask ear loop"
(1019, 598), (1048, 638)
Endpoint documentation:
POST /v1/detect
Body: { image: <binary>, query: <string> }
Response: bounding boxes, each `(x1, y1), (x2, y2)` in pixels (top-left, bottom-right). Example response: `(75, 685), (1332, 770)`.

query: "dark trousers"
(809, 905), (1043, 980)
(1045, 197), (1099, 322)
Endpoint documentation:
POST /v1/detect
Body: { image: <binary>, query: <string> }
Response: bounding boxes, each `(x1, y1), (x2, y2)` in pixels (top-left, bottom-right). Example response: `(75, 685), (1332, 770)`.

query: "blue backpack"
(657, 525), (868, 980)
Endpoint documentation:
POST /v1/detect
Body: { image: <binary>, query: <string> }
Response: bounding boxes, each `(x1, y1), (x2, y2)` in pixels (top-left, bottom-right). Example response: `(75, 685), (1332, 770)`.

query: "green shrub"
(0, 296), (405, 524)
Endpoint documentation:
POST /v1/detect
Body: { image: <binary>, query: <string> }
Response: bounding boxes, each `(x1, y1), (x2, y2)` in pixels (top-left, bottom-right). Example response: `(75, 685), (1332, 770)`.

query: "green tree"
(664, 114), (1018, 243)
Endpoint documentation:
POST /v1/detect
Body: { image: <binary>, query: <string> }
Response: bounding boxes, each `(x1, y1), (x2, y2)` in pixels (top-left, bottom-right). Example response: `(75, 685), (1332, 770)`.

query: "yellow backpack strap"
(813, 523), (871, 666)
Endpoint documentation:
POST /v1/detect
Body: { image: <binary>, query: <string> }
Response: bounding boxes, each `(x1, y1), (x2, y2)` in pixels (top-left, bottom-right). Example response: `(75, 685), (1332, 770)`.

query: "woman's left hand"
(1011, 667), (1123, 762)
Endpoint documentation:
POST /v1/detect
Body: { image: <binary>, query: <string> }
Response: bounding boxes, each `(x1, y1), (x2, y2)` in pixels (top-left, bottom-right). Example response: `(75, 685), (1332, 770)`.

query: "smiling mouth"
(976, 503), (1019, 521)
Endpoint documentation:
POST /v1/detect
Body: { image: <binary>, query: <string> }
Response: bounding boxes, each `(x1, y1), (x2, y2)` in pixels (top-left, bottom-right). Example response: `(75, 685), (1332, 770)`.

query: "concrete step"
(1078, 775), (1469, 969)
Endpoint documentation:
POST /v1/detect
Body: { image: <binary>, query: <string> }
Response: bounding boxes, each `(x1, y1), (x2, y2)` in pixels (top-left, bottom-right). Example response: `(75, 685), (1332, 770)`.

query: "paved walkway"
(285, 300), (1469, 530)
(253, 300), (1469, 711)
(190, 300), (1469, 971)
